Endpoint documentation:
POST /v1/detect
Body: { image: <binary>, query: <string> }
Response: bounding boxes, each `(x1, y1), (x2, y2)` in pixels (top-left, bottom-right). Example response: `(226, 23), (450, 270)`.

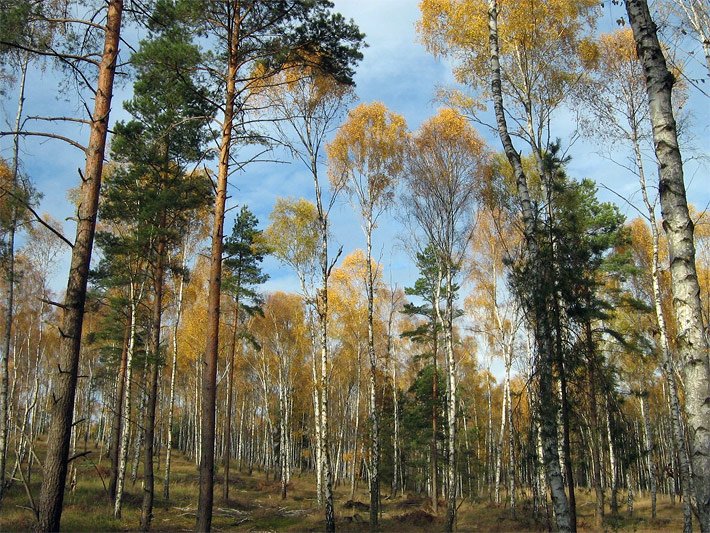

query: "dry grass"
(0, 446), (687, 531)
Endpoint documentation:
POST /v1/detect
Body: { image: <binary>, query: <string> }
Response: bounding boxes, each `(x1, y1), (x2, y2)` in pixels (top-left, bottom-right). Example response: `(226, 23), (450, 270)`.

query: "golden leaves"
(327, 102), (408, 211)
(264, 197), (319, 271)
(418, 0), (599, 89)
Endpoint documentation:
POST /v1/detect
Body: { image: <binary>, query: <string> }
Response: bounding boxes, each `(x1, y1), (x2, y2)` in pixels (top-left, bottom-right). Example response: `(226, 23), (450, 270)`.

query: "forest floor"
(0, 448), (686, 532)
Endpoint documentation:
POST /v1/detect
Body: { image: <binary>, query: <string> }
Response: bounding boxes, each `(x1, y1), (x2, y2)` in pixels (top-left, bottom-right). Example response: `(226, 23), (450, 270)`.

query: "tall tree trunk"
(633, 97), (694, 533)
(164, 243), (186, 500)
(487, 1), (571, 530)
(435, 265), (457, 532)
(37, 6), (123, 528)
(196, 4), (239, 530)
(639, 394), (657, 519)
(625, 2), (710, 530)
(494, 368), (508, 505)
(365, 220), (380, 527)
(0, 52), (28, 502)
(432, 267), (442, 514)
(141, 237), (165, 531)
(607, 404), (618, 516)
(350, 346), (361, 501)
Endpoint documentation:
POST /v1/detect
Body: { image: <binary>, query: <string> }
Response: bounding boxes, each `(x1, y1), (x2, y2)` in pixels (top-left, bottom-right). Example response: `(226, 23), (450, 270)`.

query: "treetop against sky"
(1, 0), (708, 300)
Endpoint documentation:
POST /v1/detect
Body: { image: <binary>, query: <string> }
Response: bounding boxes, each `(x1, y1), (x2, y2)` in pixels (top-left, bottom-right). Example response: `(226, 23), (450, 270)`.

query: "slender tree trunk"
(607, 405), (619, 516)
(639, 394), (657, 519)
(131, 357), (148, 485)
(365, 220), (380, 528)
(494, 368), (508, 505)
(432, 269), (441, 514)
(435, 265), (457, 532)
(391, 346), (400, 497)
(164, 244), (186, 500)
(350, 346), (361, 501)
(141, 237), (165, 531)
(36, 4), (123, 530)
(625, 2), (710, 530)
(0, 53), (28, 503)
(196, 4), (239, 530)
(115, 286), (140, 519)
(223, 304), (240, 501)
(110, 324), (130, 502)
(487, 2), (570, 530)
(585, 319), (604, 528)
(506, 363), (515, 516)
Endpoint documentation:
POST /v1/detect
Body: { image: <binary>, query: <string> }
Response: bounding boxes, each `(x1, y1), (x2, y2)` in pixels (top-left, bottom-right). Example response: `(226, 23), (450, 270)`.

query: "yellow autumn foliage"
(327, 102), (408, 211)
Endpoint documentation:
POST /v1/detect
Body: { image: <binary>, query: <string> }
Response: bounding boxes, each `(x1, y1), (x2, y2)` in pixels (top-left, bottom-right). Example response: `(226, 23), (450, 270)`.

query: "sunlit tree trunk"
(634, 127), (693, 532)
(365, 218), (380, 527)
(197, 4), (239, 529)
(626, 2), (710, 530)
(37, 3), (124, 530)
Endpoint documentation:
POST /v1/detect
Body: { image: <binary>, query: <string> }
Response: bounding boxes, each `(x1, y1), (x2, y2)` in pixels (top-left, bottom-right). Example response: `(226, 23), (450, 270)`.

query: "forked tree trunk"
(487, 1), (571, 530)
(37, 3), (123, 530)
(625, 3), (710, 530)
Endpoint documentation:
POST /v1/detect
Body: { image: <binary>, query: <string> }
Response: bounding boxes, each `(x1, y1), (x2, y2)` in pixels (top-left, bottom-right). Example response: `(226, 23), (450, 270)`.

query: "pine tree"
(221, 205), (268, 501)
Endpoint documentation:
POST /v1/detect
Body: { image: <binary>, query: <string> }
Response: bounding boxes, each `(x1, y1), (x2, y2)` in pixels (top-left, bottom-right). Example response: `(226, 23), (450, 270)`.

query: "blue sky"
(1, 0), (708, 338)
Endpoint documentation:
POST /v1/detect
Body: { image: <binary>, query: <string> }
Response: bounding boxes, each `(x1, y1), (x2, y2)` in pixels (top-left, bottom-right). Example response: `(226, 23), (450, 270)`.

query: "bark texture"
(37, 3), (123, 530)
(625, 2), (710, 530)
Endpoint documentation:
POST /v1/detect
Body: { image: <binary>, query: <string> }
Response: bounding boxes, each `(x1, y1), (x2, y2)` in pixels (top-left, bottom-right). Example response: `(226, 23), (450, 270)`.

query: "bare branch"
(0, 131), (87, 152)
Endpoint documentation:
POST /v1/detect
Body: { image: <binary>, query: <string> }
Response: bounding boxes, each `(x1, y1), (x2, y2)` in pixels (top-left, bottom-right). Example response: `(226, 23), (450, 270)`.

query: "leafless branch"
(0, 131), (87, 152)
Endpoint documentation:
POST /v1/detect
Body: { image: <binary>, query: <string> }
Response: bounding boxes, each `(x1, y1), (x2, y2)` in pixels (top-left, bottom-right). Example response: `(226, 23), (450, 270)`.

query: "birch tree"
(254, 63), (354, 525)
(417, 1), (600, 529)
(576, 27), (694, 530)
(402, 108), (488, 531)
(624, 1), (710, 529)
(328, 102), (408, 527)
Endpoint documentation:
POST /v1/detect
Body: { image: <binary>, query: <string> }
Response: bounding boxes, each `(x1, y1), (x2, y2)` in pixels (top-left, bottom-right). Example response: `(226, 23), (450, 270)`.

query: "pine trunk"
(37, 3), (123, 530)
(141, 237), (165, 531)
(196, 4), (239, 529)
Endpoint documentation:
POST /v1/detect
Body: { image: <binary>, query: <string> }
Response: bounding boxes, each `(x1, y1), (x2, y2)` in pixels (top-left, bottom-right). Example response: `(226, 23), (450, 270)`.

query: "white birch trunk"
(114, 283), (140, 519)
